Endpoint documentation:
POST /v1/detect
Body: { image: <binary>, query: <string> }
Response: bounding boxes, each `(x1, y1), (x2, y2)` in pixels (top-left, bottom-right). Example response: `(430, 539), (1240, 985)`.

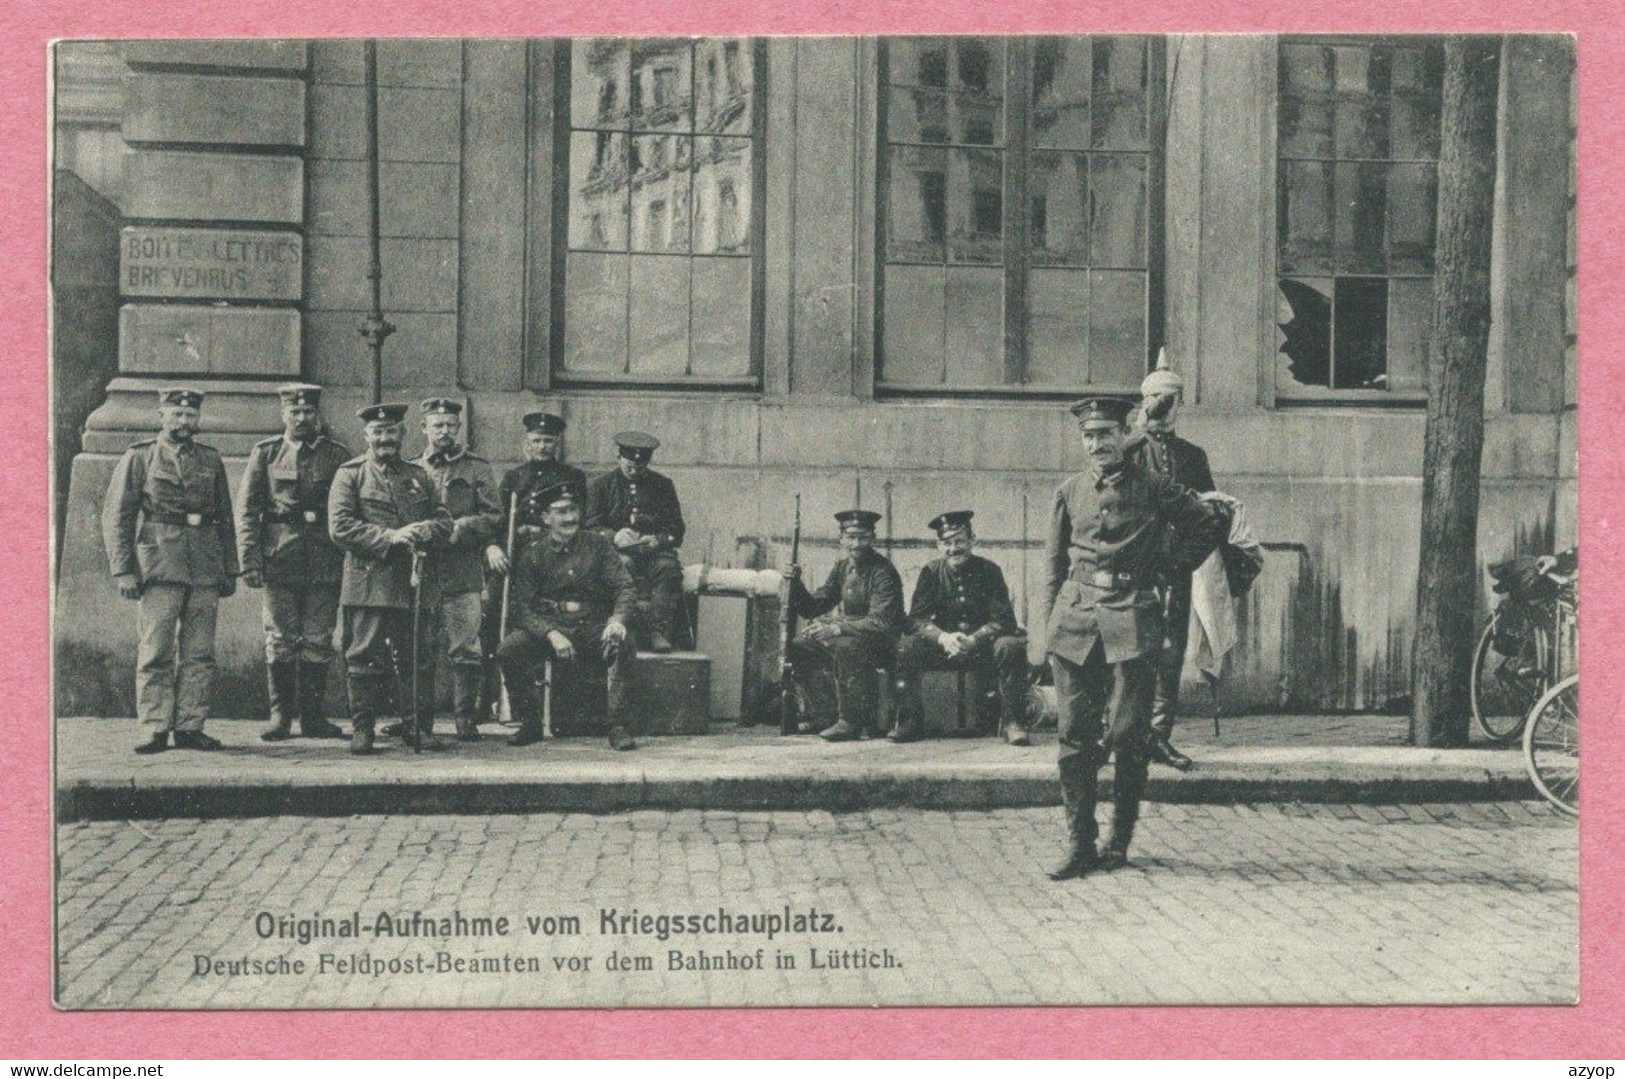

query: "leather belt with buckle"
(560, 601), (583, 613)
(153, 510), (214, 527)
(302, 509), (319, 524)
(1085, 570), (1149, 591)
(185, 512), (204, 527)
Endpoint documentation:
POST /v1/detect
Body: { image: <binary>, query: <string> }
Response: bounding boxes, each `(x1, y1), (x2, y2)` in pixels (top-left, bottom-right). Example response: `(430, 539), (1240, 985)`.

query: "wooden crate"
(635, 651), (712, 735)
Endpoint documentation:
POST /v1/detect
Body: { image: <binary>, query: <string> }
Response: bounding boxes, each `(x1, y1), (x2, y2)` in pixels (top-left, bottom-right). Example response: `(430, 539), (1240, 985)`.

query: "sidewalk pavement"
(54, 713), (1539, 821)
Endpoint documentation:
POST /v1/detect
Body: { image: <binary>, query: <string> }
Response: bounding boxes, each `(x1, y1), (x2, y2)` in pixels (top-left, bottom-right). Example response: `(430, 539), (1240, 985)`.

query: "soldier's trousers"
(261, 582), (339, 664)
(497, 624), (635, 733)
(893, 632), (1028, 733)
(136, 583), (219, 732)
(1050, 641), (1157, 855)
(621, 550), (684, 645)
(432, 590), (484, 666)
(1152, 576), (1194, 739)
(788, 634), (894, 731)
(342, 605), (436, 730)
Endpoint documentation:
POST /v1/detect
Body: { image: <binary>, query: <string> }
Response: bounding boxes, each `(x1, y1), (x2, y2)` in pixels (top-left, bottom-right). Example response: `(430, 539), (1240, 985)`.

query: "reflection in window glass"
(562, 39), (758, 382)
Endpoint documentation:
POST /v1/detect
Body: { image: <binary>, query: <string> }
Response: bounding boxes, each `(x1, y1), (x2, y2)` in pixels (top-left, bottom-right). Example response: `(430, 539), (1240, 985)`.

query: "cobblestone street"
(55, 803), (1577, 1009)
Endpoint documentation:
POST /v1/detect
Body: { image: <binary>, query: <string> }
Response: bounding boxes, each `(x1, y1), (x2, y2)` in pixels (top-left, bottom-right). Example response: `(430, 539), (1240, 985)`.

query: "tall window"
(557, 38), (763, 386)
(1276, 37), (1443, 397)
(879, 36), (1161, 394)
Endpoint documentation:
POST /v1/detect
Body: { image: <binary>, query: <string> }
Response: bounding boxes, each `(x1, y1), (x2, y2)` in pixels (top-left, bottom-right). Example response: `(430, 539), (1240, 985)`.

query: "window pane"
(1091, 37), (1148, 150)
(946, 147), (1003, 264)
(1333, 48), (1390, 158)
(1386, 276), (1432, 394)
(1279, 160), (1334, 275)
(693, 136), (752, 254)
(882, 264), (947, 385)
(1277, 277), (1333, 388)
(562, 251), (629, 374)
(571, 39), (630, 129)
(1391, 90), (1442, 160)
(887, 87), (951, 144)
(886, 144), (948, 262)
(630, 135), (691, 253)
(952, 38), (1003, 94)
(952, 91), (1004, 146)
(1334, 161), (1386, 274)
(1279, 91), (1334, 159)
(1087, 269), (1145, 385)
(630, 40), (693, 133)
(629, 255), (690, 376)
(695, 39), (753, 135)
(1030, 151), (1088, 266)
(1031, 37), (1091, 151)
(945, 266), (1004, 385)
(1281, 43), (1333, 94)
(1386, 162), (1436, 274)
(1332, 277), (1388, 389)
(1026, 267), (1089, 387)
(691, 257), (751, 376)
(890, 38), (951, 88)
(1089, 153), (1146, 268)
(568, 131), (628, 250)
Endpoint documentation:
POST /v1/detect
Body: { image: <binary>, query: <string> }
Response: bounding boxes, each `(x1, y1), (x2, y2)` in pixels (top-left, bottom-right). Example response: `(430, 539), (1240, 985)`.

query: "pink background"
(6, 0), (1622, 1058)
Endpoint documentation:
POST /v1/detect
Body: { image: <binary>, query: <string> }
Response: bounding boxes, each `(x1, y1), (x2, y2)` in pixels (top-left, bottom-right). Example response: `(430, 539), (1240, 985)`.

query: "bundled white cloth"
(1189, 492), (1264, 679)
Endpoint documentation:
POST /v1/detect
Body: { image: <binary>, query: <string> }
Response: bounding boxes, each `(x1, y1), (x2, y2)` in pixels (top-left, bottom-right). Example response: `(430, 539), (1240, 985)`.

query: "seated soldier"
(892, 510), (1032, 746)
(585, 431), (685, 653)
(788, 508), (906, 743)
(496, 480), (638, 750)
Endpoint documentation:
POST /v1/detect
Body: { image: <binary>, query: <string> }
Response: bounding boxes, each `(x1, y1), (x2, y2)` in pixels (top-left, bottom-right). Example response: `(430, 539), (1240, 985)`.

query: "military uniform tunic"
(413, 446), (501, 672)
(585, 467), (686, 644)
(497, 529), (639, 731)
(789, 551), (906, 730)
(102, 435), (239, 731)
(236, 434), (350, 665)
(498, 459), (588, 541)
(896, 555), (1028, 733)
(1124, 429), (1216, 739)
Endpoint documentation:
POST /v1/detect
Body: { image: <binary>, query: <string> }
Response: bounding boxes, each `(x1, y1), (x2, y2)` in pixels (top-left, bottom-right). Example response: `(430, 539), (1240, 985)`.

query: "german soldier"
(236, 383), (350, 742)
(413, 398), (502, 742)
(789, 508), (906, 743)
(102, 387), (239, 754)
(480, 410), (586, 719)
(497, 479), (638, 750)
(1044, 397), (1222, 880)
(891, 510), (1031, 746)
(585, 431), (685, 653)
(1124, 349), (1214, 771)
(327, 403), (454, 755)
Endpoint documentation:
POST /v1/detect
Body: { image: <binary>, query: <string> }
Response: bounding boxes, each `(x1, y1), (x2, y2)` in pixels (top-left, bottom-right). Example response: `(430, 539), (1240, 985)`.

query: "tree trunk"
(1411, 36), (1502, 747)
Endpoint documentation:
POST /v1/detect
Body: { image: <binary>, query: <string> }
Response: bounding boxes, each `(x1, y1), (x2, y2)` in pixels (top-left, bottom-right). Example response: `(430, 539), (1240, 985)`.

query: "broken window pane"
(1277, 277), (1333, 388)
(1332, 276), (1388, 389)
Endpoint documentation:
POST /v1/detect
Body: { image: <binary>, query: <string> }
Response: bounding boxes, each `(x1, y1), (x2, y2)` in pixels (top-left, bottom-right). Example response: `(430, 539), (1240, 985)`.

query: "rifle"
(496, 491), (519, 726)
(409, 546), (425, 755)
(778, 494), (802, 735)
(541, 657), (554, 740)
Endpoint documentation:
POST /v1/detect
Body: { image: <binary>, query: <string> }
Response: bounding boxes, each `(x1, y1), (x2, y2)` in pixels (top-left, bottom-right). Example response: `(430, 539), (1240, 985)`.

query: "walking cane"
(410, 546), (425, 755)
(541, 658), (553, 740)
(496, 492), (519, 726)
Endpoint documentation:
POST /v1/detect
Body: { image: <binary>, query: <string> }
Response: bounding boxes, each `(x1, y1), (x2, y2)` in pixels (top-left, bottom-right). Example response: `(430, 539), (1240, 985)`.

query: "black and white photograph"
(49, 34), (1579, 1010)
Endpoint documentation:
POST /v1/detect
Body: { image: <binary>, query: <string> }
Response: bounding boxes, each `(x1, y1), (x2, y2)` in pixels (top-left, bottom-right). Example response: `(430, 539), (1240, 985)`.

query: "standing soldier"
(497, 479), (637, 750)
(412, 398), (502, 741)
(102, 387), (239, 754)
(1125, 350), (1214, 771)
(891, 510), (1031, 746)
(480, 410), (586, 719)
(585, 431), (685, 653)
(789, 509), (906, 743)
(1044, 397), (1221, 880)
(236, 383), (350, 742)
(327, 403), (453, 755)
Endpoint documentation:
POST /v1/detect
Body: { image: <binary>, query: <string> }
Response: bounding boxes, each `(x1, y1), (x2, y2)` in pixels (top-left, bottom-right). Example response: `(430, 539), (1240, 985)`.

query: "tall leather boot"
(298, 662), (347, 739)
(404, 667), (447, 751)
(452, 663), (483, 742)
(887, 671), (924, 743)
(1100, 748), (1149, 870)
(347, 673), (382, 755)
(503, 660), (544, 747)
(260, 660), (298, 742)
(1047, 752), (1102, 880)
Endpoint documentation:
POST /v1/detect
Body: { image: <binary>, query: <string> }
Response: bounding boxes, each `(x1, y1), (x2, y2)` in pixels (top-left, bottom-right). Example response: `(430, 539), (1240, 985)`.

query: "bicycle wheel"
(1471, 615), (1550, 743)
(1523, 673), (1578, 817)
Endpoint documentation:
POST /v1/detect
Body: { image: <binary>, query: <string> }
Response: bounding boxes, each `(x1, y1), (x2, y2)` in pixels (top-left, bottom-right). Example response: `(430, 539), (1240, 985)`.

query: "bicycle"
(1521, 570), (1577, 817)
(1471, 555), (1575, 743)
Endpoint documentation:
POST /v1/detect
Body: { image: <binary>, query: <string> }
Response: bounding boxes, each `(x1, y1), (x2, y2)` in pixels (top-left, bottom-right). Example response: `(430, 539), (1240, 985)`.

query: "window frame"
(542, 37), (768, 392)
(872, 35), (1167, 400)
(1271, 33), (1442, 407)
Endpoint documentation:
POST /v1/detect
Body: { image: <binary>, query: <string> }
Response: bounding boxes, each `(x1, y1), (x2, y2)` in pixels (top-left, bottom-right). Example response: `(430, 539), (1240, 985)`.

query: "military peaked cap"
(420, 397), (463, 416)
(533, 479), (586, 510)
(356, 402), (409, 424)
(277, 383), (322, 407)
(835, 508), (882, 531)
(1069, 396), (1136, 429)
(523, 410), (566, 435)
(159, 387), (204, 409)
(614, 430), (660, 461)
(928, 510), (975, 536)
